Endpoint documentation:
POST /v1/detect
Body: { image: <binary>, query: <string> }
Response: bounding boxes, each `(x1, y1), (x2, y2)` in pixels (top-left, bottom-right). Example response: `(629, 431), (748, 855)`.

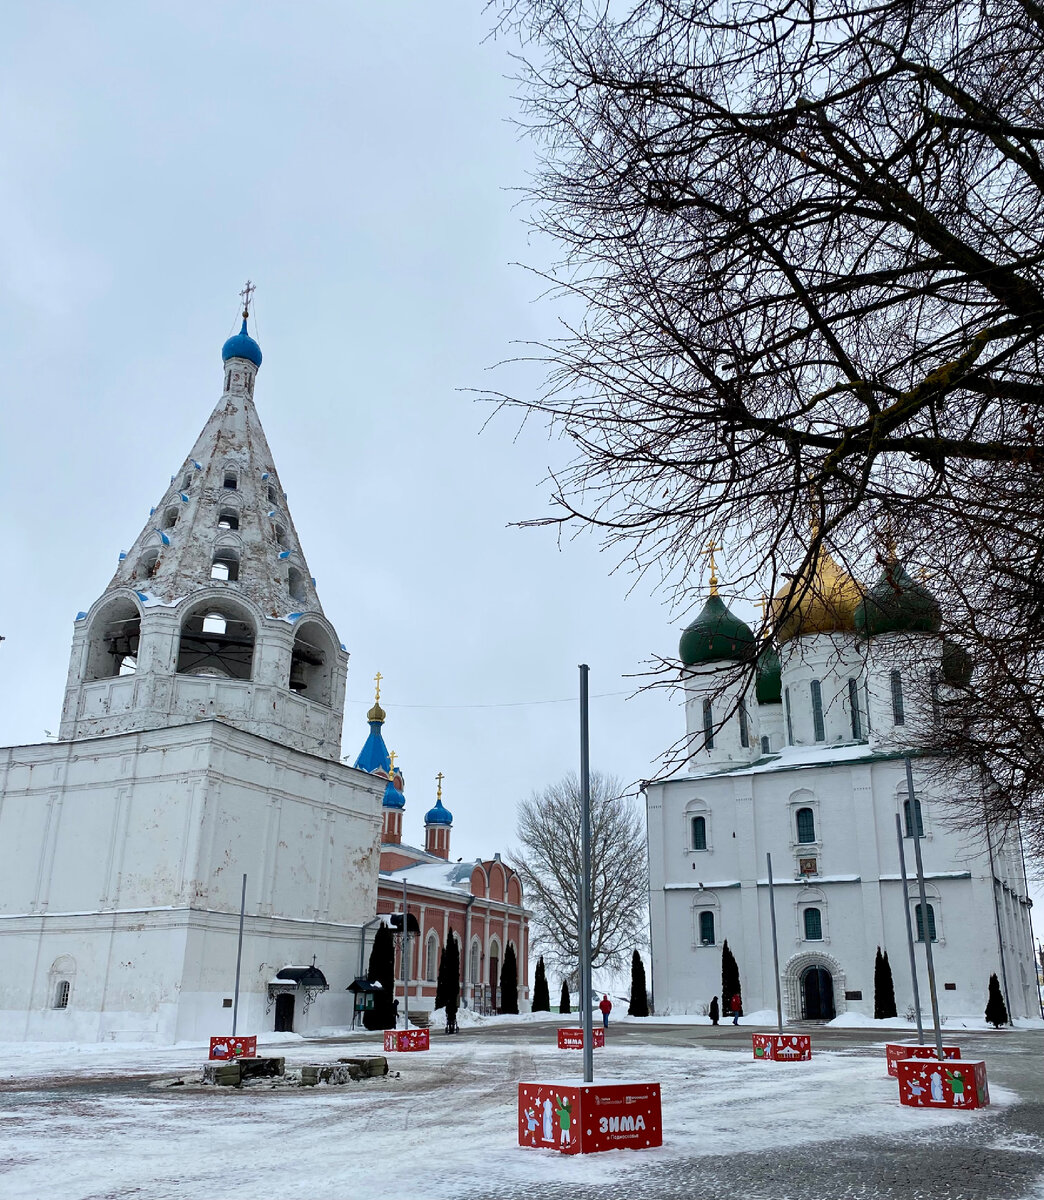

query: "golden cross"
(705, 539), (720, 596)
(755, 594), (769, 621)
(436, 771), (444, 801)
(373, 671), (382, 703)
(239, 279), (255, 318)
(917, 565), (932, 584)
(388, 749), (397, 771)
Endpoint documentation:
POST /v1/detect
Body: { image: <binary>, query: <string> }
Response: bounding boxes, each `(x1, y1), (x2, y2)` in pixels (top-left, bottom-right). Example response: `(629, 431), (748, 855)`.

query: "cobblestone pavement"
(460, 1024), (1044, 1200)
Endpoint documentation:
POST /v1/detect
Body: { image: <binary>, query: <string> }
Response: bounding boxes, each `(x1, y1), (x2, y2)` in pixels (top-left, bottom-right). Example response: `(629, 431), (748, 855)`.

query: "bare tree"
(514, 771), (648, 982)
(488, 0), (1044, 851)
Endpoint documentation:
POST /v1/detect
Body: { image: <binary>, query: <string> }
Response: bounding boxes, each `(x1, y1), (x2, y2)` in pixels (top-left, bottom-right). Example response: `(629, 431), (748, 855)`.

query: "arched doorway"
(801, 966), (835, 1020)
(274, 992), (295, 1032)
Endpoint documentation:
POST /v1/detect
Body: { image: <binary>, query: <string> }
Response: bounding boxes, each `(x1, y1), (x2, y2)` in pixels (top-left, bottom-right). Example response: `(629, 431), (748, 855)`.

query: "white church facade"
(0, 305), (387, 1043)
(646, 552), (1038, 1022)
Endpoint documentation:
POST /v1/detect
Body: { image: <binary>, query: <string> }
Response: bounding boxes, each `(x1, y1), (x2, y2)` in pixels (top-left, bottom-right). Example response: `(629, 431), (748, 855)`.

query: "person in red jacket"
(730, 992), (742, 1025)
(599, 994), (612, 1029)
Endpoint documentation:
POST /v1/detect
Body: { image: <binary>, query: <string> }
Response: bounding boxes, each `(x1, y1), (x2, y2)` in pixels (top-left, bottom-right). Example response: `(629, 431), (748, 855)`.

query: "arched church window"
(163, 506), (179, 530)
(691, 815), (707, 851)
(268, 484), (279, 505)
(211, 548), (240, 582)
(469, 940), (480, 989)
(890, 670), (905, 725)
(288, 567), (306, 603)
(425, 932), (438, 982)
(796, 807), (816, 844)
(803, 907), (823, 941)
(274, 523), (288, 548)
(784, 686), (794, 744)
(738, 699), (750, 748)
(702, 699), (714, 750)
(810, 680), (825, 742)
(217, 509), (239, 531)
(84, 598), (141, 681)
(289, 621), (335, 706)
(53, 980), (71, 1009)
(848, 678), (862, 739)
(223, 471), (238, 491)
(930, 670), (942, 726)
(915, 903), (937, 942)
(181, 472), (192, 490)
(698, 911), (715, 946)
(140, 547), (160, 579)
(903, 796), (925, 839)
(177, 602), (255, 680)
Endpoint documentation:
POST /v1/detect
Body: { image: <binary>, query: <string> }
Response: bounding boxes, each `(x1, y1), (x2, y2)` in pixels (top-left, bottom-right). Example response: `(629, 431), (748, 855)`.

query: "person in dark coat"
(709, 996), (720, 1025)
(730, 992), (742, 1025)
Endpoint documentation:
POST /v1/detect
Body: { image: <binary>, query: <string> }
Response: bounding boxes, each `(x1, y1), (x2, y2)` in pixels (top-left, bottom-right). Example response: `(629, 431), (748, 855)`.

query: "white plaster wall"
(683, 664), (759, 776)
(779, 634), (865, 746)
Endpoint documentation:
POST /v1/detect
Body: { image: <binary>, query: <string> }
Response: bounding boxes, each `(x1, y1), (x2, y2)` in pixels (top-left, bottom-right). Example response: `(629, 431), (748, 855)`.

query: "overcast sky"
(0, 3), (689, 868)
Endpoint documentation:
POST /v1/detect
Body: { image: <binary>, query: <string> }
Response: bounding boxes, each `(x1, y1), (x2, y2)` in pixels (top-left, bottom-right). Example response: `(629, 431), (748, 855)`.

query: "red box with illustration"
(896, 1058), (988, 1109)
(209, 1036), (257, 1060)
(557, 1027), (606, 1049)
(751, 1033), (811, 1061)
(518, 1081), (661, 1155)
(885, 1042), (961, 1077)
(384, 1028), (430, 1052)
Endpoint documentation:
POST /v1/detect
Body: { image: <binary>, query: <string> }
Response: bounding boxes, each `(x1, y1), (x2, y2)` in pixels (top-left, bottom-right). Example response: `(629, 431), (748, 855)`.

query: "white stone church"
(0, 306), (387, 1042)
(646, 553), (1038, 1022)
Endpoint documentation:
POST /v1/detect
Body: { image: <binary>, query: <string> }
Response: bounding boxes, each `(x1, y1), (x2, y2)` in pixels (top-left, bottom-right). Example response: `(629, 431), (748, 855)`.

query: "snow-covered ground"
(0, 1022), (1019, 1200)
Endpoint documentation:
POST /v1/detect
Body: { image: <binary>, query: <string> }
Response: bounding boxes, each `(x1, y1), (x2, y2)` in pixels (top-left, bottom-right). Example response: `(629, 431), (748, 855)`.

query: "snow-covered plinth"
(896, 1058), (988, 1108)
(885, 1042), (961, 1077)
(752, 1033), (811, 1061)
(518, 1080), (661, 1154)
(384, 1029), (429, 1052)
(557, 1027), (605, 1049)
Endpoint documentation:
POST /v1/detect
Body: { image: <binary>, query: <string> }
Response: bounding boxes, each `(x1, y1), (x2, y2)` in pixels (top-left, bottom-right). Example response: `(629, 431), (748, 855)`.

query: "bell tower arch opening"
(176, 601), (256, 680)
(83, 596), (142, 681)
(288, 621), (336, 706)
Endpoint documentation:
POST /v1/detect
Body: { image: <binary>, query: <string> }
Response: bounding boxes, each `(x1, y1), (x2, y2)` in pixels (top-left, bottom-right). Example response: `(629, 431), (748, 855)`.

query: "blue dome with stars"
(424, 796), (453, 826)
(222, 317), (262, 367)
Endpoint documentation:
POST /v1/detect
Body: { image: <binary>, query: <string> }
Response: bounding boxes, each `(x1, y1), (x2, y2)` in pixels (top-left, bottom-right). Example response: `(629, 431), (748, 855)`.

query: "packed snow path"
(1, 1019), (1042, 1199)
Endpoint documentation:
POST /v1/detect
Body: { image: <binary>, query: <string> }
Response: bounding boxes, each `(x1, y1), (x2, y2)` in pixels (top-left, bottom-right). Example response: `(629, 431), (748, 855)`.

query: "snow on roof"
(671, 741), (903, 781)
(380, 860), (473, 894)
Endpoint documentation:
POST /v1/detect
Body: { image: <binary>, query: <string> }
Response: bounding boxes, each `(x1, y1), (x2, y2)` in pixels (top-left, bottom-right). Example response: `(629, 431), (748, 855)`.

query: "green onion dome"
(679, 593), (756, 666)
(854, 562), (941, 637)
(941, 639), (972, 686)
(755, 645), (782, 704)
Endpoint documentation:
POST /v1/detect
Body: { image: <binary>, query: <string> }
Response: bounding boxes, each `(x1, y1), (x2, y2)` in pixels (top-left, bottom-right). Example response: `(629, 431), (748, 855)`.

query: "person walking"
(709, 996), (719, 1026)
(599, 993), (612, 1030)
(730, 992), (742, 1025)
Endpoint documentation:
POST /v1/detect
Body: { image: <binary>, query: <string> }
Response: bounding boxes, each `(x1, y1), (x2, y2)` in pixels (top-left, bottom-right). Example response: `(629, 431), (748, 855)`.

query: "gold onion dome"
(772, 549), (863, 643)
(366, 698), (386, 723)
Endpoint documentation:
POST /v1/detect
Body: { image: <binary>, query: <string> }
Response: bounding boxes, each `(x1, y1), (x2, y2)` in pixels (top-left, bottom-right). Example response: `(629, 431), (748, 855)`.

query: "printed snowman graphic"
(541, 1097), (554, 1142)
(929, 1071), (944, 1102)
(556, 1096), (573, 1147)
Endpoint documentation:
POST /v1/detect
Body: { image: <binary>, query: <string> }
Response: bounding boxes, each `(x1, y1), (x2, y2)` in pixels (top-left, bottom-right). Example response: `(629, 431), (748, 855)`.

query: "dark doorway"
(801, 966), (835, 1020)
(274, 992), (295, 1032)
(489, 956), (499, 1011)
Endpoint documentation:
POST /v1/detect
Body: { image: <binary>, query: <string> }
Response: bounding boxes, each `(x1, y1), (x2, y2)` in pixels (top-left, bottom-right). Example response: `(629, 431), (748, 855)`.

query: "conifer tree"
(364, 923), (396, 1030)
(532, 956), (551, 1012)
(627, 950), (649, 1017)
(435, 931), (460, 1019)
(559, 980), (571, 1014)
(500, 944), (519, 1014)
(985, 973), (1009, 1028)
(874, 947), (898, 1019)
(721, 941), (741, 1016)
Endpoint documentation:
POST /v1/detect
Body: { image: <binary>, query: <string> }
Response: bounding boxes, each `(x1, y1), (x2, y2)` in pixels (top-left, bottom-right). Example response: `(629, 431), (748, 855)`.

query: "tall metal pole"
(905, 756), (944, 1060)
(766, 854), (783, 1034)
(579, 664), (594, 1084)
(232, 873), (246, 1036)
(895, 813), (924, 1045)
(402, 877), (410, 1029)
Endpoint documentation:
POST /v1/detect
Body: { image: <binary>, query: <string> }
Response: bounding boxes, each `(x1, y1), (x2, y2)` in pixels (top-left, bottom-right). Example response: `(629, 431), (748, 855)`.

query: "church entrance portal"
(274, 992), (295, 1032)
(801, 966), (835, 1020)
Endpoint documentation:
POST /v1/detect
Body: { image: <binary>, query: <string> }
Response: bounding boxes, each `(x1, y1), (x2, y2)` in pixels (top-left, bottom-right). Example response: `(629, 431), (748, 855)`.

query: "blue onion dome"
(854, 562), (941, 637)
(221, 316), (262, 367)
(941, 639), (972, 686)
(383, 773), (406, 810)
(424, 795), (453, 826)
(755, 645), (782, 704)
(679, 593), (756, 666)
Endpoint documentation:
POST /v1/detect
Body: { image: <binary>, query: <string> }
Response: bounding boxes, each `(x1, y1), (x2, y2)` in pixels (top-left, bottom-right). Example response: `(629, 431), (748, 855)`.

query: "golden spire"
(705, 539), (721, 596)
(367, 672), (386, 723)
(436, 771), (444, 802)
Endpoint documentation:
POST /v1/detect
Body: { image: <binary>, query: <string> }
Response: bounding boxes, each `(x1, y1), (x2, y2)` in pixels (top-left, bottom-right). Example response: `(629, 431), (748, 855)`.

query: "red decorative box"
(885, 1042), (961, 1078)
(896, 1057), (988, 1109)
(557, 1027), (606, 1049)
(518, 1081), (661, 1154)
(209, 1036), (257, 1060)
(751, 1033), (811, 1061)
(383, 1028), (430, 1052)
